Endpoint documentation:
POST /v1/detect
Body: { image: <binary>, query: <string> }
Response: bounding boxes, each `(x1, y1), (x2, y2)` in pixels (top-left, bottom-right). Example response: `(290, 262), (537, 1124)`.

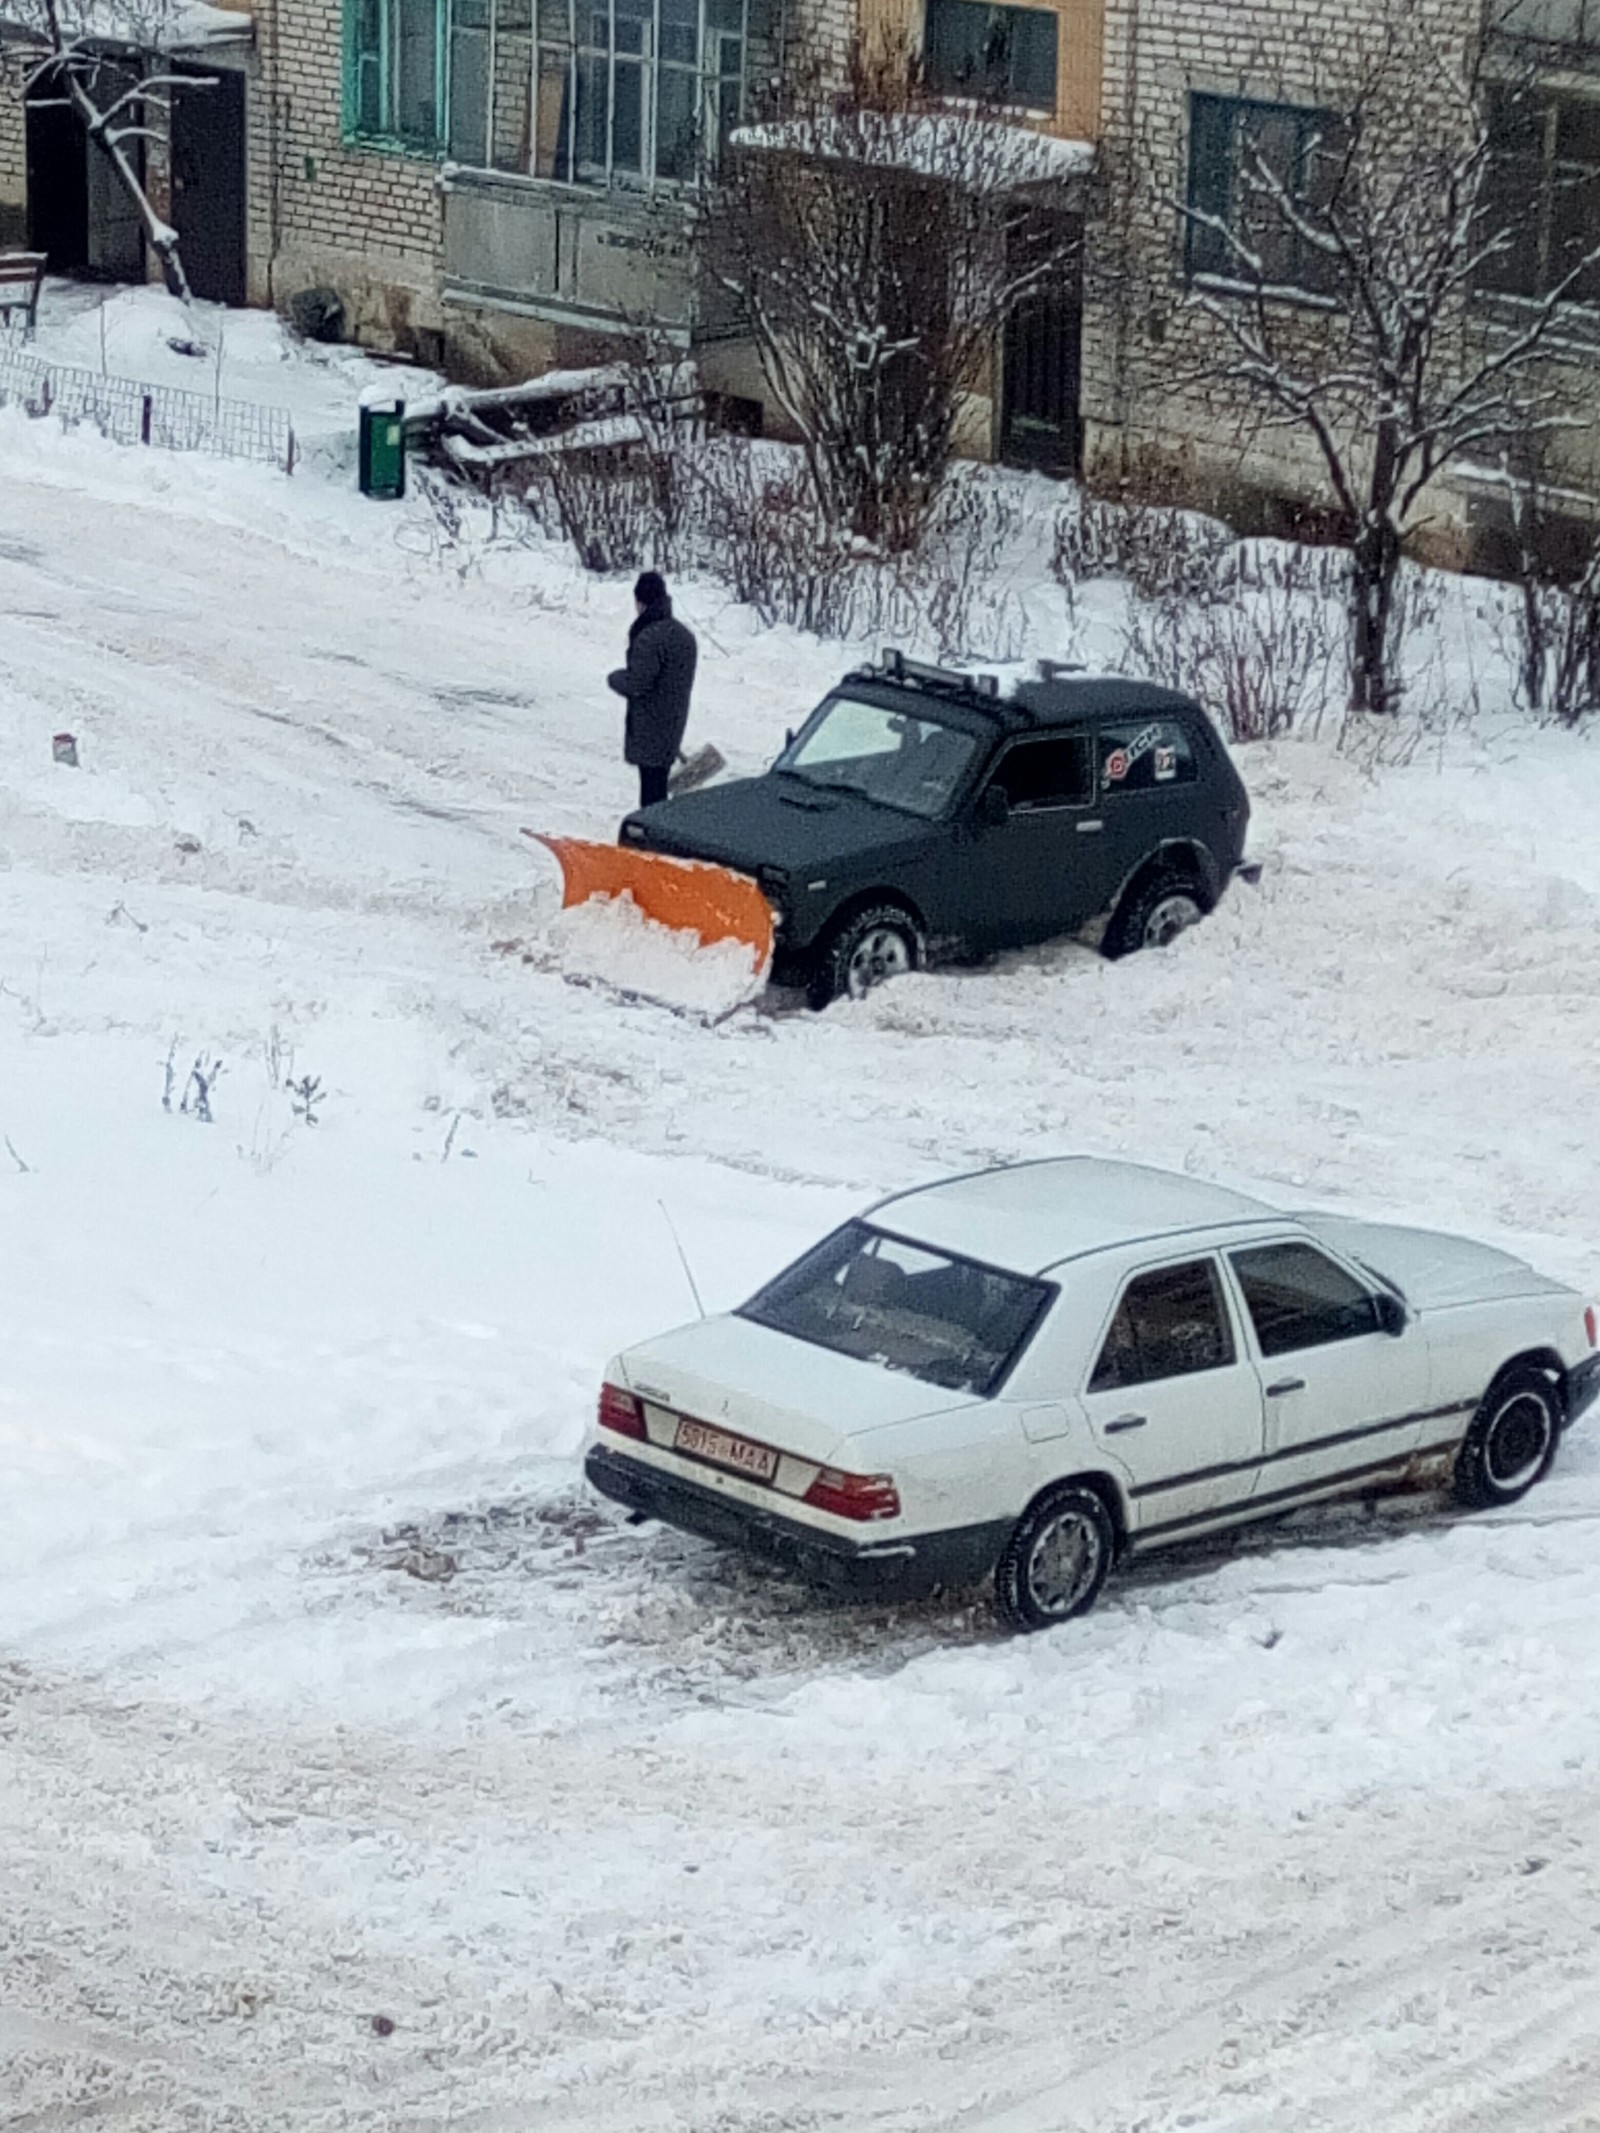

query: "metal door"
(171, 68), (247, 307)
(1001, 213), (1083, 476)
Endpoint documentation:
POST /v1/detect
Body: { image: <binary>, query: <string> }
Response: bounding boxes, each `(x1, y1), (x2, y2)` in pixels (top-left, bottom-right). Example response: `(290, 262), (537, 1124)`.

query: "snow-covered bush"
(1052, 497), (1234, 605)
(1119, 545), (1346, 744)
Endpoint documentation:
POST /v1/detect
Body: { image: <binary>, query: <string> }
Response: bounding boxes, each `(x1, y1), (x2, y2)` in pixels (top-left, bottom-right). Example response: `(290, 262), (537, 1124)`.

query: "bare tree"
(7, 0), (213, 317)
(702, 37), (1085, 550)
(1171, 1), (1600, 715)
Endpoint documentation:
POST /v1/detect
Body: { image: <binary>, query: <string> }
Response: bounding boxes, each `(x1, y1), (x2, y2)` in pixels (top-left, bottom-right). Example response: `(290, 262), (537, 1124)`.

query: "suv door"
(1223, 1240), (1432, 1508)
(1094, 710), (1207, 889)
(1078, 1257), (1266, 1542)
(959, 731), (1108, 946)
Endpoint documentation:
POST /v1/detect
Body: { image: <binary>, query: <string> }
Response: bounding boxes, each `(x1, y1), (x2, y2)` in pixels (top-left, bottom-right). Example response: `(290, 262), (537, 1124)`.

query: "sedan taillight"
(802, 1466), (901, 1522)
(598, 1382), (648, 1440)
(1586, 1305), (1598, 1349)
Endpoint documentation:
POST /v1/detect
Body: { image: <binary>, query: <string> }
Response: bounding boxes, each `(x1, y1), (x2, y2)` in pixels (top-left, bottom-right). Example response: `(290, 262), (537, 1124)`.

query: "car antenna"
(658, 1199), (707, 1319)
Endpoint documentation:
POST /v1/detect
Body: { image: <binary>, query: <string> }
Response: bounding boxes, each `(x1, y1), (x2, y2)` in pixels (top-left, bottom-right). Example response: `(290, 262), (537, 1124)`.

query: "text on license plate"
(674, 1417), (779, 1482)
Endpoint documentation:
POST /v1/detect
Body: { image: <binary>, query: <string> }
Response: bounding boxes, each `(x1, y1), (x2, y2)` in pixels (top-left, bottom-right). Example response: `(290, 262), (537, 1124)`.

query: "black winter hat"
(634, 570), (668, 607)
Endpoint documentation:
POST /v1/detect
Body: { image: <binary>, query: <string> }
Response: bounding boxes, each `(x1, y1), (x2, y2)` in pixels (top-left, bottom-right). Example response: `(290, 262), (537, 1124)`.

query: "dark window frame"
(923, 0), (1059, 113)
(1087, 1257), (1238, 1395)
(985, 731), (1096, 813)
(1478, 83), (1600, 310)
(1185, 90), (1346, 301)
(1228, 1241), (1383, 1359)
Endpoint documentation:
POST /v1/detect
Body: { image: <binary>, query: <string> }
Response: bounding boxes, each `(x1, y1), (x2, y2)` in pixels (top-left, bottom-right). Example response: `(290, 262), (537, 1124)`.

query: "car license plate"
(674, 1416), (778, 1483)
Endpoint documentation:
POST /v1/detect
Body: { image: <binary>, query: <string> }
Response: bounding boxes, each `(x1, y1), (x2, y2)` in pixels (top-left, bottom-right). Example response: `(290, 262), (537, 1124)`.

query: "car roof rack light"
(878, 648), (999, 701)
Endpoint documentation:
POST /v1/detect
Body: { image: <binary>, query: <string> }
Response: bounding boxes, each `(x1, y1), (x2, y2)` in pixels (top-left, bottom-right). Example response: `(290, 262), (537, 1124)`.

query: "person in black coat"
(607, 571), (698, 809)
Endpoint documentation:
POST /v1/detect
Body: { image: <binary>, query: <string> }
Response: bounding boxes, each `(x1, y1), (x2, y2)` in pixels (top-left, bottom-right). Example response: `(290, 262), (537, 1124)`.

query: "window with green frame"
(346, 0), (448, 150)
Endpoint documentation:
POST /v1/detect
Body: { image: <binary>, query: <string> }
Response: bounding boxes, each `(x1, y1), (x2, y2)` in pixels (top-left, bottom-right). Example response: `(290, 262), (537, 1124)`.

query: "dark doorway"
(26, 77), (89, 272)
(26, 69), (145, 280)
(171, 69), (247, 307)
(1001, 213), (1083, 477)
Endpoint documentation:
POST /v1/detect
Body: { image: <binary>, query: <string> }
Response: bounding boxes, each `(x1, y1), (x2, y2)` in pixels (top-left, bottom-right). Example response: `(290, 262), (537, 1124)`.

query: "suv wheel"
(1104, 869), (1208, 960)
(1453, 1364), (1560, 1509)
(994, 1485), (1116, 1632)
(808, 904), (924, 1010)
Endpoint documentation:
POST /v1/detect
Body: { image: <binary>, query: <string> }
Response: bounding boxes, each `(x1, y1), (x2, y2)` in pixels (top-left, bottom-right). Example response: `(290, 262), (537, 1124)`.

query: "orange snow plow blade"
(526, 833), (774, 975)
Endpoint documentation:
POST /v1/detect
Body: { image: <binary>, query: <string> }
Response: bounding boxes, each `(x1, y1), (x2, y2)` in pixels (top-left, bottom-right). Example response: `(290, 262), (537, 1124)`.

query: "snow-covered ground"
(3, 300), (1600, 2131)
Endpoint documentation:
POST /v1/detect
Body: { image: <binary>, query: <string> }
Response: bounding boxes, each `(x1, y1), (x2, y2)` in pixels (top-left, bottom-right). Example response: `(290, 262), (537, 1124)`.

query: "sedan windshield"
(738, 1221), (1051, 1397)
(777, 695), (978, 819)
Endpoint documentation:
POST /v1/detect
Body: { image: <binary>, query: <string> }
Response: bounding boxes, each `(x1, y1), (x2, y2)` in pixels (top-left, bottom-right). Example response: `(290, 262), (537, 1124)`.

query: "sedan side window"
(1088, 1260), (1236, 1392)
(989, 735), (1093, 812)
(1230, 1242), (1381, 1357)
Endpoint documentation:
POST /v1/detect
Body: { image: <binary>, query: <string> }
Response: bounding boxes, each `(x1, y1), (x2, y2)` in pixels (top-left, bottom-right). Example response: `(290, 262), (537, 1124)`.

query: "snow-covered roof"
(731, 111), (1094, 192)
(872, 1157), (1277, 1274)
(0, 0), (252, 49)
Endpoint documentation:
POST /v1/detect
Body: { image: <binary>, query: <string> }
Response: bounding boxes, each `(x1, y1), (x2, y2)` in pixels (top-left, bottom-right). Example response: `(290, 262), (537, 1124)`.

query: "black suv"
(621, 654), (1252, 1007)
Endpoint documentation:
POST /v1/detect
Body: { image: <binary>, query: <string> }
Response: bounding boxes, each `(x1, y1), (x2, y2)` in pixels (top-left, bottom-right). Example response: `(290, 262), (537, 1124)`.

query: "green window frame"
(345, 0), (449, 152)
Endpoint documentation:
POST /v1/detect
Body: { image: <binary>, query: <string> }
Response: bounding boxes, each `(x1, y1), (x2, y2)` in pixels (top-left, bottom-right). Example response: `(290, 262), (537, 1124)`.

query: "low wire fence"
(0, 345), (296, 472)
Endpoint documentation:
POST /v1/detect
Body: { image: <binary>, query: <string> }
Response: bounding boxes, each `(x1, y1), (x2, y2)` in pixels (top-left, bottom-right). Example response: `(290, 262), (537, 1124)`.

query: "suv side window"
(1229, 1243), (1381, 1356)
(1098, 717), (1196, 793)
(1088, 1259), (1236, 1392)
(989, 735), (1093, 811)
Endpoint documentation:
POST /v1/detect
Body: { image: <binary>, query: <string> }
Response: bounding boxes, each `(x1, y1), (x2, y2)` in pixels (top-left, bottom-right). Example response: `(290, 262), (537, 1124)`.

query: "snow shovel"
(669, 743), (725, 795)
(523, 831), (774, 983)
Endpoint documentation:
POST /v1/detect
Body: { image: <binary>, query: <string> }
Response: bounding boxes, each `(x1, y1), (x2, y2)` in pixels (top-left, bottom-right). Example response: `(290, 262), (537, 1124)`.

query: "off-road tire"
(1453, 1363), (1561, 1509)
(807, 903), (924, 1011)
(994, 1484), (1116, 1632)
(1103, 869), (1208, 961)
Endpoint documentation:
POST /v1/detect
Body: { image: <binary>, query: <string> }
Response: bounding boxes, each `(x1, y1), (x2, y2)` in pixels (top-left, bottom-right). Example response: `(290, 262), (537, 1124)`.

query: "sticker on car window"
(1154, 744), (1177, 780)
(1104, 722), (1165, 783)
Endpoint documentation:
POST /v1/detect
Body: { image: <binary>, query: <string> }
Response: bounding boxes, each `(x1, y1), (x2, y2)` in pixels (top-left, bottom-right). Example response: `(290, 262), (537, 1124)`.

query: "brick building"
(2, 0), (1596, 545)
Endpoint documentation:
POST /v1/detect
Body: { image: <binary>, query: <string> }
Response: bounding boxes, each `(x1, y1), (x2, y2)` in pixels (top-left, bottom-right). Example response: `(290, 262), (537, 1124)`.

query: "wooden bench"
(0, 253), (47, 339)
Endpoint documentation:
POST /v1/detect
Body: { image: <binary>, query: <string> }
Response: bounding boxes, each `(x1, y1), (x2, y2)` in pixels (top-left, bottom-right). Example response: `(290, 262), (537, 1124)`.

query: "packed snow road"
(2, 389), (1600, 2132)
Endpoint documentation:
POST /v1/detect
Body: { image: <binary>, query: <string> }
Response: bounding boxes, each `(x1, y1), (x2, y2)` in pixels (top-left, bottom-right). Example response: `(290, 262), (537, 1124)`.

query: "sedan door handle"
(1104, 1412), (1147, 1433)
(1266, 1377), (1306, 1397)
(1076, 819), (1104, 834)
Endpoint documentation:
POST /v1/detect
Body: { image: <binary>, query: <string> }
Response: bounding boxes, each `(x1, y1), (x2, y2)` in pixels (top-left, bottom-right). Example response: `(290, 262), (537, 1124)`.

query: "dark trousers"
(638, 763), (670, 808)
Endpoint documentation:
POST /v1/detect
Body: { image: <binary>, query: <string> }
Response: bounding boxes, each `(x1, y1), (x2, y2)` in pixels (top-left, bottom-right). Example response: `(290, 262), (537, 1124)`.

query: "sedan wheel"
(1454, 1365), (1560, 1509)
(995, 1484), (1116, 1632)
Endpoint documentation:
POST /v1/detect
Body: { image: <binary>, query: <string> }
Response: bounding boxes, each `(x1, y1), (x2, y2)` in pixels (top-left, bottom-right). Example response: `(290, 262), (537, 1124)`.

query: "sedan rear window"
(738, 1221), (1052, 1397)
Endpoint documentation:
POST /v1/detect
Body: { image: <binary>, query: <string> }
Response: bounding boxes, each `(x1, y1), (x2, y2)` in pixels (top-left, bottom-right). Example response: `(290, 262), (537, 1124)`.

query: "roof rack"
(877, 647), (1000, 702)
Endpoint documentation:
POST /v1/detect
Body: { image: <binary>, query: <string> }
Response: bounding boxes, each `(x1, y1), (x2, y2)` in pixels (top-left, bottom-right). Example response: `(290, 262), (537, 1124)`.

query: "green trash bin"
(358, 396), (407, 500)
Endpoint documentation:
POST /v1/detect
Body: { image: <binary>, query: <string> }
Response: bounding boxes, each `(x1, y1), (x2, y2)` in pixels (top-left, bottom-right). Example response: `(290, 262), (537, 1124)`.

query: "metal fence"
(0, 345), (297, 472)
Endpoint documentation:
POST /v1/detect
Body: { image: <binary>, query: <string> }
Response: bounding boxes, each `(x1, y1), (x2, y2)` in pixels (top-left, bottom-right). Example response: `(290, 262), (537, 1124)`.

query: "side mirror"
(979, 785), (1010, 829)
(1375, 1291), (1407, 1337)
(785, 728), (795, 748)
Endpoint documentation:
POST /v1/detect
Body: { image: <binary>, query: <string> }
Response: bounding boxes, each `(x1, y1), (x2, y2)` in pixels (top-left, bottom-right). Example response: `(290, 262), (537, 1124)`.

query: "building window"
(1185, 92), (1345, 297)
(1479, 87), (1600, 306)
(347, 0), (447, 149)
(532, 0), (748, 187)
(924, 0), (1058, 112)
(1494, 0), (1600, 53)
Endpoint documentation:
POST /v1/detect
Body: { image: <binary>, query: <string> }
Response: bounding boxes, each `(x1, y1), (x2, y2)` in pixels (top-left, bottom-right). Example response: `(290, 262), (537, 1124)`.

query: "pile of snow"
(547, 890), (768, 1019)
(733, 110), (1095, 188)
(25, 281), (443, 455)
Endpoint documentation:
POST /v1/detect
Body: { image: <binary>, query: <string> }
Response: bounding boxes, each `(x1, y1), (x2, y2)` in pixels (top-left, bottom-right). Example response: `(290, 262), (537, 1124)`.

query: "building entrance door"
(1001, 212), (1083, 477)
(171, 69), (247, 307)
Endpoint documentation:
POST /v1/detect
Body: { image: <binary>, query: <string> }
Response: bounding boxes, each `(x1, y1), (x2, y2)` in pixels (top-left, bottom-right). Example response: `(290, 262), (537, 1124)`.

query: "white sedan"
(586, 1159), (1599, 1630)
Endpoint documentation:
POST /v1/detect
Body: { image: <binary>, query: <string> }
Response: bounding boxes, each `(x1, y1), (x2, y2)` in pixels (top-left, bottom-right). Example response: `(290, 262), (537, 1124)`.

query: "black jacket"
(607, 599), (698, 768)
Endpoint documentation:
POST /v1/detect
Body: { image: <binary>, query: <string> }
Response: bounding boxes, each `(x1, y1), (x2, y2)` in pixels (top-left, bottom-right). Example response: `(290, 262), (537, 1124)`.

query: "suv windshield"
(776, 695), (978, 819)
(738, 1220), (1051, 1396)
